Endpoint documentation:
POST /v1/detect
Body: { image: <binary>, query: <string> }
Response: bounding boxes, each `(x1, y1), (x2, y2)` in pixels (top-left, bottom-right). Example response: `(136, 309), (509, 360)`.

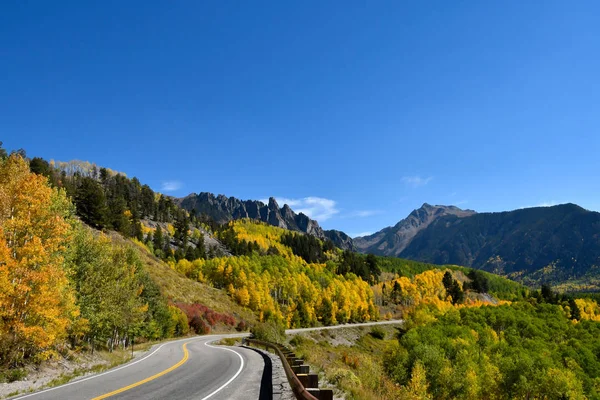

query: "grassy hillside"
(169, 220), (379, 328)
(111, 233), (257, 326)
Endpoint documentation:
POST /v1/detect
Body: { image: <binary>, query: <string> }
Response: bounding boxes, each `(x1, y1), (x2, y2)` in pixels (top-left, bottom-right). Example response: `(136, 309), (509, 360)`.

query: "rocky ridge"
(177, 193), (353, 249)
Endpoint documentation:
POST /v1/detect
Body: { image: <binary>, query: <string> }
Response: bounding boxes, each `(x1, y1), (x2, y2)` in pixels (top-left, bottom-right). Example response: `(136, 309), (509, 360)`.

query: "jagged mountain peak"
(176, 192), (334, 242)
(176, 192), (361, 250)
(354, 203), (476, 256)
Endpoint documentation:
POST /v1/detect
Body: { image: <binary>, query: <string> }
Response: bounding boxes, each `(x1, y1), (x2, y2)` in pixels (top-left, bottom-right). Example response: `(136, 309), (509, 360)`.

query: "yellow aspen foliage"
(0, 155), (78, 362)
(140, 223), (155, 235)
(175, 259), (193, 277)
(405, 360), (430, 399)
(575, 298), (600, 321)
(186, 220), (378, 328)
(165, 223), (175, 236)
(235, 287), (250, 307)
(464, 369), (480, 400)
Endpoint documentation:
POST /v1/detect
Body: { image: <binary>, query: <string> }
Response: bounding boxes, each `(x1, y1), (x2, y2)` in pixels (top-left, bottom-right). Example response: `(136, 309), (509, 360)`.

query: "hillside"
(400, 203), (600, 288)
(109, 232), (256, 324)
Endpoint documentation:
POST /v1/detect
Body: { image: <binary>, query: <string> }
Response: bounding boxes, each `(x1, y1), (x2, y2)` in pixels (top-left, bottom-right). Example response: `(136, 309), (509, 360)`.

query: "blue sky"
(2, 1), (599, 237)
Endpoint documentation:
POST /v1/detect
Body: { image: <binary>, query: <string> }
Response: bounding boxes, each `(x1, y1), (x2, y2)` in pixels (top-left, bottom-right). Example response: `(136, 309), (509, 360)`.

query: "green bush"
(250, 321), (285, 343)
(4, 368), (27, 383)
(289, 335), (305, 347)
(369, 327), (385, 339)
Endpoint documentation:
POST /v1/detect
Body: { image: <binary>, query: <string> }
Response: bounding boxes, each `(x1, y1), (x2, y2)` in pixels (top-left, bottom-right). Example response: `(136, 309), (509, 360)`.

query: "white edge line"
(200, 341), (245, 400)
(12, 336), (201, 400)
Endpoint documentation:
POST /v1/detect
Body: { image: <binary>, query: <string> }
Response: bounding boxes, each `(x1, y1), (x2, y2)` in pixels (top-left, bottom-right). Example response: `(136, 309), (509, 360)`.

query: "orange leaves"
(0, 155), (77, 361)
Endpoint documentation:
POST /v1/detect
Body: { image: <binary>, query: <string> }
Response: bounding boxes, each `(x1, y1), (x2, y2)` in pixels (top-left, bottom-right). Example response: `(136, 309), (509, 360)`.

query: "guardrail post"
(246, 338), (319, 400)
(292, 365), (310, 374)
(297, 373), (319, 388)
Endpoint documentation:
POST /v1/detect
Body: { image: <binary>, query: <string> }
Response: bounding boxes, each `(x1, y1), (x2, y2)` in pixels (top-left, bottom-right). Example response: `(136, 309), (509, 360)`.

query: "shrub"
(189, 316), (211, 334)
(329, 368), (361, 387)
(4, 368), (27, 383)
(369, 327), (386, 339)
(250, 321), (285, 343)
(174, 302), (236, 334)
(236, 321), (248, 332)
(342, 352), (360, 369)
(289, 335), (304, 347)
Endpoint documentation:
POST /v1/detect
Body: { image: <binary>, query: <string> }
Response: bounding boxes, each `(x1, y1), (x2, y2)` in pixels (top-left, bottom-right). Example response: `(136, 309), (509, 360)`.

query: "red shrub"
(173, 302), (237, 334)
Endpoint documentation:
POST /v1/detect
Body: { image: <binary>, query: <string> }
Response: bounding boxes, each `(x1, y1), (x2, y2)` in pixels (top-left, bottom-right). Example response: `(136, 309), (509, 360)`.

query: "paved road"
(11, 320), (404, 400)
(286, 319), (404, 334)
(11, 334), (262, 400)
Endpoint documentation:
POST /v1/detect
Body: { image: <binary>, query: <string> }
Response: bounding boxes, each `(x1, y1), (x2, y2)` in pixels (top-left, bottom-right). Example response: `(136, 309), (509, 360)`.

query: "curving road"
(11, 334), (262, 400)
(11, 320), (405, 400)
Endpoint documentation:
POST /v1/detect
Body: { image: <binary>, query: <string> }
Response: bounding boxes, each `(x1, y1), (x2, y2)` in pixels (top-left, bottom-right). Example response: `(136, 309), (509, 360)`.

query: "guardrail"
(244, 338), (333, 400)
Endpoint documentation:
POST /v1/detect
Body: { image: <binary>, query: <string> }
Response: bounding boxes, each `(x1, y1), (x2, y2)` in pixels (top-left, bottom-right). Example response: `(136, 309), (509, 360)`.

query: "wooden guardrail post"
(297, 373), (319, 388)
(245, 339), (320, 400)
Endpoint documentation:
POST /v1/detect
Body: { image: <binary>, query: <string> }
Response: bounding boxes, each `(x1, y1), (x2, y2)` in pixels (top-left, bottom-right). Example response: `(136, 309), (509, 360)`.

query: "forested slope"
(0, 150), (248, 376)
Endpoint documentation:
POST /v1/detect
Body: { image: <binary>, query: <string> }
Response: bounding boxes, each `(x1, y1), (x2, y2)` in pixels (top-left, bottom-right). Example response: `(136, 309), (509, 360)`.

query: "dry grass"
(287, 326), (403, 400)
(109, 233), (257, 326)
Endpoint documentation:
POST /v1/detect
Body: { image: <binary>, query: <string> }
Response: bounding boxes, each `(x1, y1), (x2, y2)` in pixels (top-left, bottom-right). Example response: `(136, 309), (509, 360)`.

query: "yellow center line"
(91, 341), (192, 400)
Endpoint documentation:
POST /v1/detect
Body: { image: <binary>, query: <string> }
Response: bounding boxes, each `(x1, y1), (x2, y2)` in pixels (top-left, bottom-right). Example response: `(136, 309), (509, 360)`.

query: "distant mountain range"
(176, 193), (355, 249)
(178, 192), (600, 288)
(355, 202), (600, 287)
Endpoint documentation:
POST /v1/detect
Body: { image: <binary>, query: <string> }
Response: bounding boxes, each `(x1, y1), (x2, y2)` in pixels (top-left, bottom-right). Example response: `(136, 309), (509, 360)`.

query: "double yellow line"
(92, 341), (191, 399)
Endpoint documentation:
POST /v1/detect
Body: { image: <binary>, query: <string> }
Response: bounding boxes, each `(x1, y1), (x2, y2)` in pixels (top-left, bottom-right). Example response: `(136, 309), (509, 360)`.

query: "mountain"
(357, 202), (600, 287)
(400, 203), (600, 283)
(177, 192), (354, 249)
(353, 203), (476, 256)
(323, 229), (356, 251)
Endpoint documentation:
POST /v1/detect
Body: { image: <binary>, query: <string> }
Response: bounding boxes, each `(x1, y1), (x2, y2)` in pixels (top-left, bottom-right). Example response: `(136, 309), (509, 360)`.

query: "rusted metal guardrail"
(244, 338), (333, 400)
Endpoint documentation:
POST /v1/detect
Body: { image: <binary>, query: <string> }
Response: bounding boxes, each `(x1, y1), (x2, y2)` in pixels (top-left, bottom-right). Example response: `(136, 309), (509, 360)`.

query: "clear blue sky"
(2, 1), (599, 237)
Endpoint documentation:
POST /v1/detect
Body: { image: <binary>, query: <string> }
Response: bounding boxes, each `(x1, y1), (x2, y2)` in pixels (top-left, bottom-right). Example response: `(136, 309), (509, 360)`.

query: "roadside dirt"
(0, 349), (147, 399)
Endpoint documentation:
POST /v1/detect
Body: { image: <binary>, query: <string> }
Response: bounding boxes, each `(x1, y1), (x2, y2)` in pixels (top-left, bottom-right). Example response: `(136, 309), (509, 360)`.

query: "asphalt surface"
(12, 334), (262, 400)
(11, 320), (405, 400)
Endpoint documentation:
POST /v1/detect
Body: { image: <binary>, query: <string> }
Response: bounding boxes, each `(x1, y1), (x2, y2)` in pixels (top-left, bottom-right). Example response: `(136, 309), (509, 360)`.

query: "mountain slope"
(353, 203), (476, 256)
(399, 203), (600, 285)
(177, 192), (353, 249)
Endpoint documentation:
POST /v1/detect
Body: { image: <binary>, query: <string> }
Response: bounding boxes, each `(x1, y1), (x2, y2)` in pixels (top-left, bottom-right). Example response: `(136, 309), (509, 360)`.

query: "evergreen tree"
(442, 271), (454, 292)
(153, 225), (164, 253)
(541, 284), (555, 303)
(449, 280), (464, 304)
(569, 298), (581, 320)
(392, 281), (402, 303)
(467, 269), (490, 293)
(74, 177), (108, 229)
(382, 282), (387, 305)
(366, 253), (380, 282)
(443, 271), (463, 304)
(174, 212), (189, 246)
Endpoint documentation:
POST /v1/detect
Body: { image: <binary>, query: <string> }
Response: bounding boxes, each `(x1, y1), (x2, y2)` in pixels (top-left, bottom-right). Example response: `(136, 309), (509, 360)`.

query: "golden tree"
(0, 155), (77, 364)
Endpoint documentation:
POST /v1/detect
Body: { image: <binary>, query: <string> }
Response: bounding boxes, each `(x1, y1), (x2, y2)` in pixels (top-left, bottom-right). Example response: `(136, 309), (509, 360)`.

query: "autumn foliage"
(173, 302), (236, 334)
(0, 155), (77, 365)
(175, 220), (379, 328)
